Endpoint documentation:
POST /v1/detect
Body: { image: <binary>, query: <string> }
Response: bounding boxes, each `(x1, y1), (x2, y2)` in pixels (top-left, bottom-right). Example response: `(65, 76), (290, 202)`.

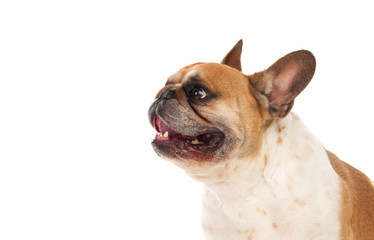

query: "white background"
(1, 1), (373, 239)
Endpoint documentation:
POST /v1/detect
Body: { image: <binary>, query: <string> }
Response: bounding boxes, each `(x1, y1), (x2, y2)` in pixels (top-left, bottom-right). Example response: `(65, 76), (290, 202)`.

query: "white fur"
(185, 69), (198, 80)
(198, 113), (342, 240)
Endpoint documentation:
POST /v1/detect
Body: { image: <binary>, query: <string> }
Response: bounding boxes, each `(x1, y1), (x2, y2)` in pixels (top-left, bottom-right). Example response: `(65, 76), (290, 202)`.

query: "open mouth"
(152, 116), (224, 154)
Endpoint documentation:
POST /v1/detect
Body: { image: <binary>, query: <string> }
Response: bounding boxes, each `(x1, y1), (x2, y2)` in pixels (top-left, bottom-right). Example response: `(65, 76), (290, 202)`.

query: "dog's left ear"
(221, 39), (243, 71)
(250, 50), (316, 118)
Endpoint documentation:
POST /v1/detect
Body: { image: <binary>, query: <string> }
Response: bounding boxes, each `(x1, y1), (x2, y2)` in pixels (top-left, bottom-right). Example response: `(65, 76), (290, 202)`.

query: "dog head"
(148, 40), (316, 175)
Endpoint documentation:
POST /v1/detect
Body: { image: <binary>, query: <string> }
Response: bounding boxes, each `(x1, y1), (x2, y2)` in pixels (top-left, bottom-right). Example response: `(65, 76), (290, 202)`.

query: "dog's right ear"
(221, 39), (243, 71)
(249, 50), (316, 118)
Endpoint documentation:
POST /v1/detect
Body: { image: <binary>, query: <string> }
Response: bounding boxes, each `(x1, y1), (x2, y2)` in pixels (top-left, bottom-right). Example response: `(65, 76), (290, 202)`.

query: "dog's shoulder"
(326, 150), (374, 239)
(327, 150), (374, 195)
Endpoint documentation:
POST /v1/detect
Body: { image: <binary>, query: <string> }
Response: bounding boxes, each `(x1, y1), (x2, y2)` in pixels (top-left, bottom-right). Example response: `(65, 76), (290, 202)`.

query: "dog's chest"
(201, 115), (342, 240)
(202, 184), (340, 240)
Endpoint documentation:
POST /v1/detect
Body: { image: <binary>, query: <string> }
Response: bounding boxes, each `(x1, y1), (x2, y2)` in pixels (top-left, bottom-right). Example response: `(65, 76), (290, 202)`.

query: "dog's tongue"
(153, 116), (170, 134)
(153, 116), (195, 140)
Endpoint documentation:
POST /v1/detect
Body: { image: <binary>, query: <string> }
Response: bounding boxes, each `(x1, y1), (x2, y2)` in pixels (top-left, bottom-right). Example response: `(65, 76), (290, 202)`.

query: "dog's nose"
(159, 88), (176, 100)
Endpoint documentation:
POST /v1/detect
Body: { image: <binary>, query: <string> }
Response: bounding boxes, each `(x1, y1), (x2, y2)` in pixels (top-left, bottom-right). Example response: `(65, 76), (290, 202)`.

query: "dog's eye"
(190, 87), (207, 100)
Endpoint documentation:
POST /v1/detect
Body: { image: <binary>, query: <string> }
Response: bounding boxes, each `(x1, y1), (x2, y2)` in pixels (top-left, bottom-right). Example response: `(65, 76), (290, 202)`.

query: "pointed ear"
(221, 39), (243, 71)
(250, 50), (316, 118)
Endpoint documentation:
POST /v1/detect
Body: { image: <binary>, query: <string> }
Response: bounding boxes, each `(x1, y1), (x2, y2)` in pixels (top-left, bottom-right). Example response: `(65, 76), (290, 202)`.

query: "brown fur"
(327, 151), (374, 240)
(189, 63), (267, 158)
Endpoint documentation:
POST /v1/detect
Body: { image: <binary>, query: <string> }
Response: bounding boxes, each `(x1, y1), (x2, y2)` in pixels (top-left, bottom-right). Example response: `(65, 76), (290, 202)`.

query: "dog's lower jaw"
(201, 113), (342, 240)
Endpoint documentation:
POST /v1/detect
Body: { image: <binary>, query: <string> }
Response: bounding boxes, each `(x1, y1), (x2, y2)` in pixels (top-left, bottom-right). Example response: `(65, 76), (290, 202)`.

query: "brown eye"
(190, 87), (207, 100)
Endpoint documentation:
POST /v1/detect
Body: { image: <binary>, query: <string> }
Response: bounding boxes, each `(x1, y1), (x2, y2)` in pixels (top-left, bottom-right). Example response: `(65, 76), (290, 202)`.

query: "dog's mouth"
(152, 116), (224, 156)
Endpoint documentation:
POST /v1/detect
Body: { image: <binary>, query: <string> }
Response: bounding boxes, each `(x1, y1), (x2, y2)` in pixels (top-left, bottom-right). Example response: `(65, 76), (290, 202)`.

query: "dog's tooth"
(163, 131), (169, 138)
(191, 139), (201, 145)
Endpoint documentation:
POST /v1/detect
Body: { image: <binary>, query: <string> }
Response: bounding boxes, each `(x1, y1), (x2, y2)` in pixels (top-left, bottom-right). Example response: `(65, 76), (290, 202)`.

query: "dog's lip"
(153, 115), (206, 140)
(152, 115), (224, 153)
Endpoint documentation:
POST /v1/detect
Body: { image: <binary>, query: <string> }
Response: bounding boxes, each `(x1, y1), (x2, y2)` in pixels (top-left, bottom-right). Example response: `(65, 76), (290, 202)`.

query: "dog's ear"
(221, 39), (243, 71)
(250, 50), (316, 118)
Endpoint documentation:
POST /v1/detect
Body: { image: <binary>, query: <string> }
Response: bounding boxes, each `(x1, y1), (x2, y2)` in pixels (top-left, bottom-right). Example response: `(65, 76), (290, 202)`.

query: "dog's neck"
(189, 112), (337, 201)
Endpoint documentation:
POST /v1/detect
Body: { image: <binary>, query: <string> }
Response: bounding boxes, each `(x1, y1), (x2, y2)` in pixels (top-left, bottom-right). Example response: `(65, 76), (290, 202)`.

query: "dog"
(148, 40), (374, 240)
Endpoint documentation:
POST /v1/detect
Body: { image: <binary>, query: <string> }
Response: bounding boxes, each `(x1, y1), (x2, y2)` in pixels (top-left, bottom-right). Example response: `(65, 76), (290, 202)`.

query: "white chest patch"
(201, 114), (342, 240)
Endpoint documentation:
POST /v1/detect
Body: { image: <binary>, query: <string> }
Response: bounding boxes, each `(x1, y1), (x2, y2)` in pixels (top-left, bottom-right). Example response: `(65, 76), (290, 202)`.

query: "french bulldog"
(148, 40), (374, 240)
